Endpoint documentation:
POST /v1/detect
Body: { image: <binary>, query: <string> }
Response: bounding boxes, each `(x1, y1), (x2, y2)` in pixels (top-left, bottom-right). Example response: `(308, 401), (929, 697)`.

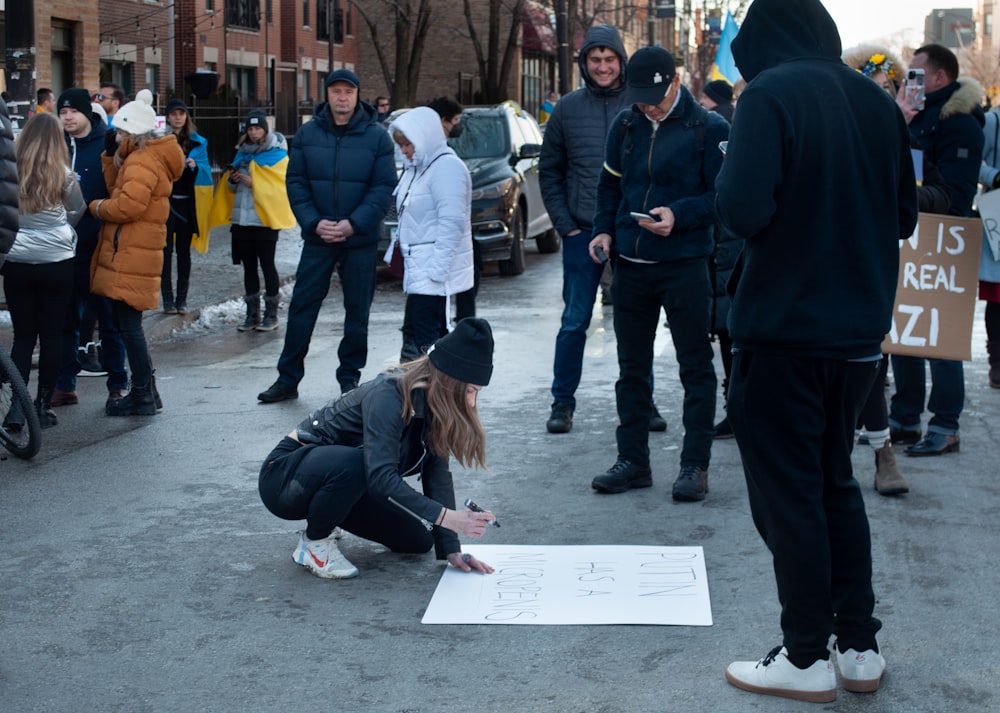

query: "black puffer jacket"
(292, 373), (459, 559)
(539, 24), (628, 236)
(0, 98), (18, 254)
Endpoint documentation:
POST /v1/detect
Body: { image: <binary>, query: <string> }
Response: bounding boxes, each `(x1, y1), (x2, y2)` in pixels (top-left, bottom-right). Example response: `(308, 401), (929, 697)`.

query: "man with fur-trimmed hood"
(889, 43), (984, 457)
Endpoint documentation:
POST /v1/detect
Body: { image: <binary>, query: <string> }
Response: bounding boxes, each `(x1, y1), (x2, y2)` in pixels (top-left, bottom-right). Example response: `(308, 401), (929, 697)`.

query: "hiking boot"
(257, 295), (279, 331)
(725, 646), (836, 704)
(238, 293), (261, 331)
(874, 445), (909, 496)
(292, 530), (359, 579)
(258, 380), (298, 403)
(161, 296), (177, 314)
(672, 464), (709, 502)
(905, 432), (959, 457)
(713, 416), (734, 439)
(835, 645), (886, 693)
(51, 388), (78, 407)
(78, 343), (106, 376)
(175, 300), (188, 315)
(648, 405), (668, 432)
(546, 402), (573, 434)
(35, 388), (58, 429)
(591, 458), (653, 494)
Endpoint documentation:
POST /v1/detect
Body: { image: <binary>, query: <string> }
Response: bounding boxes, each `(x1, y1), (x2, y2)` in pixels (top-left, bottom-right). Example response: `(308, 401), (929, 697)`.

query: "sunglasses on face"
(92, 94), (105, 101)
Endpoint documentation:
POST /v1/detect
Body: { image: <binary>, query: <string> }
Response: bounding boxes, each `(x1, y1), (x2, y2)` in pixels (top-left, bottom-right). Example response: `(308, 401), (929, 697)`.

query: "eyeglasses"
(92, 94), (105, 101)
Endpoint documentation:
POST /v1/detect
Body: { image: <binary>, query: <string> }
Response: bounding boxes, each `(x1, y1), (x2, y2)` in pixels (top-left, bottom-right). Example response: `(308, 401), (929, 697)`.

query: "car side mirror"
(517, 143), (542, 160)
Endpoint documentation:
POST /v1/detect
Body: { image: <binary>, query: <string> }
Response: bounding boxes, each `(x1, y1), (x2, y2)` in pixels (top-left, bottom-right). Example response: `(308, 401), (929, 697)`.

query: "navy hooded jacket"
(715, 0), (919, 360)
(65, 112), (111, 261)
(286, 100), (396, 249)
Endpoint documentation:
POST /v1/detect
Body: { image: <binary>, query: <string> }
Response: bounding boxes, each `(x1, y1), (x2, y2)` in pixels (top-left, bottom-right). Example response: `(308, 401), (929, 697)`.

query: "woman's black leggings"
(232, 225), (279, 296)
(258, 437), (434, 553)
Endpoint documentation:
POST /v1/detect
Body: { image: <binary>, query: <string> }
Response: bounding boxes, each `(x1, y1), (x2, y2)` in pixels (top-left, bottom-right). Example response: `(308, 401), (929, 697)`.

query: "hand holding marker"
(464, 498), (500, 528)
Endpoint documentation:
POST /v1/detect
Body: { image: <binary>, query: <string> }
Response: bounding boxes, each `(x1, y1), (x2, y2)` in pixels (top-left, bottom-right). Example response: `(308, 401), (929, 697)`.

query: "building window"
(50, 21), (75, 96)
(100, 61), (134, 97)
(226, 0), (260, 30)
(334, 0), (344, 43)
(145, 64), (159, 96)
(206, 0), (214, 10)
(303, 0), (309, 27)
(303, 69), (311, 102)
(317, 0), (330, 41)
(986, 12), (994, 38)
(227, 66), (258, 100)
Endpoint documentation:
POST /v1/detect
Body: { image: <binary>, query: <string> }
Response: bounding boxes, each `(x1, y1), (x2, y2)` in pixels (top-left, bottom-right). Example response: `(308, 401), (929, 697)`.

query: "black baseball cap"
(625, 47), (677, 106)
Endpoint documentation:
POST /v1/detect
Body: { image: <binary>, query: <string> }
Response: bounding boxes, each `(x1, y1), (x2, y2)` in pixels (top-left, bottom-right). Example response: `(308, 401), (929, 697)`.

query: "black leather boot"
(257, 295), (279, 331)
(106, 385), (157, 416)
(35, 387), (58, 428)
(238, 293), (261, 331)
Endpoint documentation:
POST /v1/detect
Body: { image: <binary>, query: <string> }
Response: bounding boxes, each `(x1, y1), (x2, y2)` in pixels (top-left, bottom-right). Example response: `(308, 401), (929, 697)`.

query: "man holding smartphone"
(588, 47), (728, 502)
(890, 44), (984, 456)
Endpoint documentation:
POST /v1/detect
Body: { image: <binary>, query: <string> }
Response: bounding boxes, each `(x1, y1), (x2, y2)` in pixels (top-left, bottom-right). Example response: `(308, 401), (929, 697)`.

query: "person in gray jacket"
(541, 25), (666, 435)
(258, 319), (498, 579)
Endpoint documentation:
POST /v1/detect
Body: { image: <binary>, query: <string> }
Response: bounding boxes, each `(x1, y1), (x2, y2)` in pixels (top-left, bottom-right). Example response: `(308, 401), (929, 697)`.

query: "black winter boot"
(35, 388), (58, 428)
(988, 340), (1000, 389)
(175, 279), (189, 314)
(257, 295), (279, 331)
(106, 385), (157, 416)
(238, 293), (261, 331)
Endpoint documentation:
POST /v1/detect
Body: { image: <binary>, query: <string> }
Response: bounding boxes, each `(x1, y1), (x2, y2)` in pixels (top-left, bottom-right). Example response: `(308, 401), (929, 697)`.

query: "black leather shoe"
(648, 405), (668, 432)
(890, 427), (921, 445)
(546, 402), (573, 434)
(713, 416), (734, 440)
(905, 432), (959, 457)
(672, 464), (709, 502)
(592, 458), (653, 494)
(258, 381), (299, 403)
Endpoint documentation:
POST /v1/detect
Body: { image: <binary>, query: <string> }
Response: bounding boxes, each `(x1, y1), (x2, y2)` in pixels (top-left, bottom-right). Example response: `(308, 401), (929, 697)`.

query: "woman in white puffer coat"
(389, 106), (472, 359)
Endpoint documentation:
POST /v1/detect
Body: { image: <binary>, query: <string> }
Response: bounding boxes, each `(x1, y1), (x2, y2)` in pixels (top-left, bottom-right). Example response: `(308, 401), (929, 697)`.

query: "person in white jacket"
(389, 107), (473, 359)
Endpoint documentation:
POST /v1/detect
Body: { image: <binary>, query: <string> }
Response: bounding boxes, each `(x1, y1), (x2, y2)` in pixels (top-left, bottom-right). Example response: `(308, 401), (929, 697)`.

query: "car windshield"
(448, 114), (508, 159)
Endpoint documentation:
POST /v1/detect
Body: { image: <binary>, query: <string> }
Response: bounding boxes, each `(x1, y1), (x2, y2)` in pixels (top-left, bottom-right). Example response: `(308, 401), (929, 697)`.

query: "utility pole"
(556, 0), (569, 95)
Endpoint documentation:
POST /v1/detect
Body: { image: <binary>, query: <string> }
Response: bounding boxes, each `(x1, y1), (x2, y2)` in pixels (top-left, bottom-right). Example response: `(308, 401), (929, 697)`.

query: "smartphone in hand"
(906, 68), (925, 111)
(630, 211), (657, 222)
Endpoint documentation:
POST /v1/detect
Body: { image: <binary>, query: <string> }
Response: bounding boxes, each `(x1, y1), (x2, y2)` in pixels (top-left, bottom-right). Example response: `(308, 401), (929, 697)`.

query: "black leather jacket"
(294, 373), (459, 558)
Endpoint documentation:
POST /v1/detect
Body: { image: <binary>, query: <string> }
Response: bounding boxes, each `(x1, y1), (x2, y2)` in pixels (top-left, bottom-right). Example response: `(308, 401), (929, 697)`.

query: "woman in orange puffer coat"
(89, 89), (184, 417)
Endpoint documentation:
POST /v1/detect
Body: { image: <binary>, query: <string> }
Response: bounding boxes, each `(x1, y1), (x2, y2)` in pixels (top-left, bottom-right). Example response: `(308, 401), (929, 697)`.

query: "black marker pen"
(464, 498), (500, 528)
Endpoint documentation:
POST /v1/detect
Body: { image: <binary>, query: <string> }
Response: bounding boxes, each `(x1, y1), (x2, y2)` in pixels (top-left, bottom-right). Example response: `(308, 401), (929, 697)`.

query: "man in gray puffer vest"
(542, 25), (665, 435)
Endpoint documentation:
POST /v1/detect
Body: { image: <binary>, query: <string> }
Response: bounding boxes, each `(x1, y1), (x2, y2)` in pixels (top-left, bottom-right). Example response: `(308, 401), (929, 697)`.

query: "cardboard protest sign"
(976, 188), (1000, 262)
(883, 212), (981, 361)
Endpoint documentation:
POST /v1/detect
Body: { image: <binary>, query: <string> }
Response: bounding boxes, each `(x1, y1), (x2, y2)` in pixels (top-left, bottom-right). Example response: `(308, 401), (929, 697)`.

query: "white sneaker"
(836, 646), (886, 693)
(292, 531), (359, 579)
(726, 646), (837, 703)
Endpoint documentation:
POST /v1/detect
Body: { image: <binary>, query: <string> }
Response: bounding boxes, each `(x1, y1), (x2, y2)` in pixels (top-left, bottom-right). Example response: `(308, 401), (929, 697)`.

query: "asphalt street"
(1, 230), (998, 712)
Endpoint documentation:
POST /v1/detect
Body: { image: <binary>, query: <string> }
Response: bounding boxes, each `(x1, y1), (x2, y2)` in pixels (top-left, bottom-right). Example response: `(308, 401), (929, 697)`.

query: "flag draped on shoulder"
(711, 12), (741, 85)
(189, 134), (214, 253)
(208, 141), (296, 234)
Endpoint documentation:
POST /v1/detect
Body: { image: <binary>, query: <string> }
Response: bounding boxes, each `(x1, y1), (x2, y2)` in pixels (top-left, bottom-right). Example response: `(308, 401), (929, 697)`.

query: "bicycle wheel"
(0, 347), (42, 459)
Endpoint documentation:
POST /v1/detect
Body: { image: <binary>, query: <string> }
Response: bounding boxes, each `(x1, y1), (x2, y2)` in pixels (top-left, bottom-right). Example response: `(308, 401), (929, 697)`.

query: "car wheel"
(535, 228), (560, 254)
(498, 205), (526, 276)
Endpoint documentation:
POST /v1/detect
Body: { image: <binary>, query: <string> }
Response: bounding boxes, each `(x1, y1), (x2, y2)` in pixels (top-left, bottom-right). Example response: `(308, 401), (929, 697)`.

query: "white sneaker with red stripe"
(836, 646), (886, 693)
(292, 531), (359, 579)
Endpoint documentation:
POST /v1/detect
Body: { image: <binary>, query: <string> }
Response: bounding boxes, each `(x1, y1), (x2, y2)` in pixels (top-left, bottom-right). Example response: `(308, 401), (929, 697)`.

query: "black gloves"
(104, 130), (118, 156)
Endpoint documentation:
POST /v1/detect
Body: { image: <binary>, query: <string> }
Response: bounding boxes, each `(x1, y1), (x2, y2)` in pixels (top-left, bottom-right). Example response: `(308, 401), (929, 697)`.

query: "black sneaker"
(78, 343), (107, 377)
(258, 381), (299, 403)
(648, 405), (668, 432)
(546, 402), (573, 434)
(591, 458), (653, 494)
(672, 464), (709, 502)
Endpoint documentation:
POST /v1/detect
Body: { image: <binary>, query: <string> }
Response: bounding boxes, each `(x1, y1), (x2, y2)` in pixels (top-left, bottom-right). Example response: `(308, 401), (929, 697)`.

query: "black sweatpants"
(727, 352), (882, 666)
(258, 437), (434, 553)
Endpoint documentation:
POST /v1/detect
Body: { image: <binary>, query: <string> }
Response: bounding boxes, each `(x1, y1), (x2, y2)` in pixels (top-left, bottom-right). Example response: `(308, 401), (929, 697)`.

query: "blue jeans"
(55, 259), (128, 392)
(111, 300), (152, 389)
(550, 230), (604, 406)
(888, 355), (963, 435)
(276, 242), (377, 389)
(613, 258), (716, 468)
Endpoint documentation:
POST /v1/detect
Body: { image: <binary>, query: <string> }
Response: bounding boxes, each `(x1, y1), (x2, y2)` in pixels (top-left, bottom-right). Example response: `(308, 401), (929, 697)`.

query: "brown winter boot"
(988, 341), (1000, 389)
(874, 445), (909, 496)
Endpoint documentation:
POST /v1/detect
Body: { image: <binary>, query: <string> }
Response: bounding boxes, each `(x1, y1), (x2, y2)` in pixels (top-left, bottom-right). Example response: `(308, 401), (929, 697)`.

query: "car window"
(449, 113), (508, 159)
(516, 112), (543, 144)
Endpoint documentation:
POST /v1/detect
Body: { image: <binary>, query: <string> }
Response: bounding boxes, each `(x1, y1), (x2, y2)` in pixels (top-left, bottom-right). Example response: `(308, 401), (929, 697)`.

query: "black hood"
(577, 24), (627, 94)
(732, 0), (842, 83)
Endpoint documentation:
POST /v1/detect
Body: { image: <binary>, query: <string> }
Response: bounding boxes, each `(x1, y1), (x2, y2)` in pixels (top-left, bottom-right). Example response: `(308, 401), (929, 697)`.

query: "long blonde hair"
(16, 113), (70, 214)
(396, 358), (487, 470)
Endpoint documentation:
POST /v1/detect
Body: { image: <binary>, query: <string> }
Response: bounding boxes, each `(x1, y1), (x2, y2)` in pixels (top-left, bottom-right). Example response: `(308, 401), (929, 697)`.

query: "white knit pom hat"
(114, 89), (156, 135)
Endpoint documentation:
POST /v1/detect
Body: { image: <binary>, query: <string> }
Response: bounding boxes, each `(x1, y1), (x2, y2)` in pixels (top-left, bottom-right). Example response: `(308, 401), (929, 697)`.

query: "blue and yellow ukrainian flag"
(189, 133), (214, 253)
(710, 12), (741, 85)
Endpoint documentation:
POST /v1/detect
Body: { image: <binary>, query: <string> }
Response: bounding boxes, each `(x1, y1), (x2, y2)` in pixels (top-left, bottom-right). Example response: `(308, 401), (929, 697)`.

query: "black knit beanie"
(428, 318), (494, 386)
(703, 80), (734, 105)
(56, 88), (93, 118)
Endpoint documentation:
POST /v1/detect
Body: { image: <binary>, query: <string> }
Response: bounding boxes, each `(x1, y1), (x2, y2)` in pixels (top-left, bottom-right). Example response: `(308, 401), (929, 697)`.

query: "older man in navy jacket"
(259, 69), (396, 403)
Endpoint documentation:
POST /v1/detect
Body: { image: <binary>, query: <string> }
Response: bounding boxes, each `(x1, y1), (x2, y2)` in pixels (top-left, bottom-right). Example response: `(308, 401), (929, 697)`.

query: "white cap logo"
(653, 72), (663, 85)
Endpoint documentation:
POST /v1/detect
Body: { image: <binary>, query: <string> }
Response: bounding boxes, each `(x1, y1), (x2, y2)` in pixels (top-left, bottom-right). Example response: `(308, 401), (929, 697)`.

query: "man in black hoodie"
(715, 0), (918, 702)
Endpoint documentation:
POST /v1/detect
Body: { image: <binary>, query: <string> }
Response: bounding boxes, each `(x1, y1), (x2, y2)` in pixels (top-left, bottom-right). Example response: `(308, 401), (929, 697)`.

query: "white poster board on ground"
(421, 545), (712, 626)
